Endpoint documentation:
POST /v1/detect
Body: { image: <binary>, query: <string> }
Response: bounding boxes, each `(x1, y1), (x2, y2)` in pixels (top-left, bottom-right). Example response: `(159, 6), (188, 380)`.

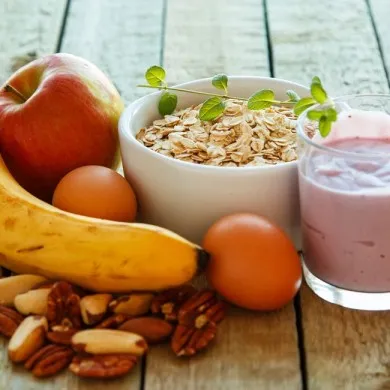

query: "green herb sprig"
(137, 66), (337, 137)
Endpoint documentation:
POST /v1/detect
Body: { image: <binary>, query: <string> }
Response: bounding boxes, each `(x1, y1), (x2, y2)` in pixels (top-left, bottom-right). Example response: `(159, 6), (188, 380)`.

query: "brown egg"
(52, 165), (137, 222)
(203, 213), (302, 311)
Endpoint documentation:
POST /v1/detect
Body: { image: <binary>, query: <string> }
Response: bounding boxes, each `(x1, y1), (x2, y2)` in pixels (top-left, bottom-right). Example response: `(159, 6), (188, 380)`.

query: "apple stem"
(4, 84), (27, 103)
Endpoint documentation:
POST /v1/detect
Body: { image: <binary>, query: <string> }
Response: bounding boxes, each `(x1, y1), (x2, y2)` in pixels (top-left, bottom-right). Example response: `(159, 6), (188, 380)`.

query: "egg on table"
(203, 213), (302, 311)
(52, 165), (137, 222)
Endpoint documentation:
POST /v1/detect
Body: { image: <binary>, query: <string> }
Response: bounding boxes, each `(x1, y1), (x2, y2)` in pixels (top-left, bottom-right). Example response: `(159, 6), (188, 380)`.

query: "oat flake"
(136, 99), (298, 167)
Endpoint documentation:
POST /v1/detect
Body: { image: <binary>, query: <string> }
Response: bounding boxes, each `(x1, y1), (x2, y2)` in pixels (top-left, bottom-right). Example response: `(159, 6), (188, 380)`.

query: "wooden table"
(2, 0), (390, 389)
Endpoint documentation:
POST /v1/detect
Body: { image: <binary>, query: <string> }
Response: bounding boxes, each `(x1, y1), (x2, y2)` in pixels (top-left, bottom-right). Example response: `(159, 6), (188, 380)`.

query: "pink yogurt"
(299, 109), (390, 292)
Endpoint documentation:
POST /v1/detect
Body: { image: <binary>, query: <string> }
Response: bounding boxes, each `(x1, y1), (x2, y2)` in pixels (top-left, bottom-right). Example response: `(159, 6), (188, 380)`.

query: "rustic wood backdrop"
(1, 1), (390, 389)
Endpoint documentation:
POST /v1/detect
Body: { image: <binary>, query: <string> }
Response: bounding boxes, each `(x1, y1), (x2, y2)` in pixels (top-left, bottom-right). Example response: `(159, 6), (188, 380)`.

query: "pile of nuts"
(136, 100), (298, 167)
(0, 270), (225, 379)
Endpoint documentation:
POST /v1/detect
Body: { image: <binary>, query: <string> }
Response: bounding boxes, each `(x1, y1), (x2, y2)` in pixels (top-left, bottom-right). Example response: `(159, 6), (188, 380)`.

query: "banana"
(0, 156), (208, 292)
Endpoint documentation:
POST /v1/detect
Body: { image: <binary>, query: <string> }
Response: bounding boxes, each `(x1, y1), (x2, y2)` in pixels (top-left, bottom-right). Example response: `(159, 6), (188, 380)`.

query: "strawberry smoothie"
(299, 109), (390, 292)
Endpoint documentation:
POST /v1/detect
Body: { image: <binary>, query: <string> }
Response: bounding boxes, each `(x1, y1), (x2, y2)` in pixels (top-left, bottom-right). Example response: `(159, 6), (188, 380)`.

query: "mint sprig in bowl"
(138, 67), (336, 137)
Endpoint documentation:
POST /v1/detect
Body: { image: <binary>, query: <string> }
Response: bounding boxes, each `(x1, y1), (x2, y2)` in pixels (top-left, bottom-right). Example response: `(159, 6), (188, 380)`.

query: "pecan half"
(171, 322), (217, 357)
(178, 290), (225, 328)
(151, 285), (197, 322)
(47, 329), (78, 345)
(47, 281), (82, 330)
(0, 305), (24, 338)
(25, 344), (74, 378)
(95, 314), (132, 329)
(69, 354), (138, 379)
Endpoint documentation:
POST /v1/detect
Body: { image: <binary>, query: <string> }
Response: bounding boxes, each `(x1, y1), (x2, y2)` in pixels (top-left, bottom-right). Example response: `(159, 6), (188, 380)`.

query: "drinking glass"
(297, 95), (390, 310)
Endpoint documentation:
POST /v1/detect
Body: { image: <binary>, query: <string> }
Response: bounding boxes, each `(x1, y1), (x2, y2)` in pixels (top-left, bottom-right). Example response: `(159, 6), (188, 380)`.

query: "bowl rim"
(119, 75), (310, 173)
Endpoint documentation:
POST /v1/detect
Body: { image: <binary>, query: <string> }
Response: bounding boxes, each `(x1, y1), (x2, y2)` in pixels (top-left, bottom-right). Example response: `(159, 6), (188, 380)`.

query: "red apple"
(0, 53), (124, 202)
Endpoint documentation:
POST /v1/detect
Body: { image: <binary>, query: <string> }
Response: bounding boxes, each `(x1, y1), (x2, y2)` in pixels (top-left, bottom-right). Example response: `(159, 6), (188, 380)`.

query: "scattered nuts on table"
(0, 273), (227, 380)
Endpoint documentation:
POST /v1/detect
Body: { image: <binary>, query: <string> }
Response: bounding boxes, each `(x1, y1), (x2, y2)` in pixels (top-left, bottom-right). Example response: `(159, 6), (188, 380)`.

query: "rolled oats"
(136, 99), (298, 167)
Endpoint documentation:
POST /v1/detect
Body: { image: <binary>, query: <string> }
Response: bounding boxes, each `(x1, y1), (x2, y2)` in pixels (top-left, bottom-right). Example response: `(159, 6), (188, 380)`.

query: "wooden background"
(2, 0), (390, 389)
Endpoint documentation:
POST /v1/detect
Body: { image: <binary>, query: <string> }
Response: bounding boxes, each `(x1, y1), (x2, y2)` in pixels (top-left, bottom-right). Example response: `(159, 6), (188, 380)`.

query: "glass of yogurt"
(297, 94), (390, 310)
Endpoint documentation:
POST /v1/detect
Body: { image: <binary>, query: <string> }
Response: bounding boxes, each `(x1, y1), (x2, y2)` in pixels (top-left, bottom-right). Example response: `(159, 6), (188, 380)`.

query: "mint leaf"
(311, 82), (328, 104)
(199, 97), (225, 121)
(286, 90), (300, 103)
(319, 116), (332, 137)
(293, 97), (316, 116)
(312, 76), (322, 85)
(247, 89), (275, 110)
(158, 91), (177, 116)
(307, 109), (323, 121)
(212, 74), (228, 94)
(145, 66), (166, 87)
(325, 107), (337, 122)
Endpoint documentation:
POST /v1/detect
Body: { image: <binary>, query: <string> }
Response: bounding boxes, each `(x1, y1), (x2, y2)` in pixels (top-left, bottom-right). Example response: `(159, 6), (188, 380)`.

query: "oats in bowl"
(136, 100), (297, 167)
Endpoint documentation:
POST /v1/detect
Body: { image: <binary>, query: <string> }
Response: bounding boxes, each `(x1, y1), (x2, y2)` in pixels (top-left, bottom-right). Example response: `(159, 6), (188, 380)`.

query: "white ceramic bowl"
(119, 76), (309, 248)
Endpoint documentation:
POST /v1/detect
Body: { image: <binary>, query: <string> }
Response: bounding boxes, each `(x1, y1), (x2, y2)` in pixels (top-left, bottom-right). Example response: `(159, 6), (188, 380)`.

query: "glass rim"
(296, 93), (390, 159)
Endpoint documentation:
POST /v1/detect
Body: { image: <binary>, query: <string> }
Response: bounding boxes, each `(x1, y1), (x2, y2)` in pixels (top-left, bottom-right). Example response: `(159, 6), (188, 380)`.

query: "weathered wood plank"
(146, 304), (301, 390)
(60, 0), (164, 104)
(1, 0), (165, 388)
(269, 0), (388, 95)
(370, 0), (390, 82)
(0, 2), (70, 389)
(0, 0), (67, 84)
(58, 0), (165, 388)
(301, 284), (390, 390)
(145, 1), (302, 389)
(162, 0), (269, 84)
(268, 1), (390, 389)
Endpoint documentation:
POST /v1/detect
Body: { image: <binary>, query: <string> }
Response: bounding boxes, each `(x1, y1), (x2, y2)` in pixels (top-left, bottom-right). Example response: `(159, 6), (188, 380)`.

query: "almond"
(8, 315), (48, 363)
(119, 317), (173, 344)
(71, 329), (148, 356)
(109, 293), (154, 316)
(80, 294), (112, 325)
(0, 275), (49, 306)
(14, 288), (50, 316)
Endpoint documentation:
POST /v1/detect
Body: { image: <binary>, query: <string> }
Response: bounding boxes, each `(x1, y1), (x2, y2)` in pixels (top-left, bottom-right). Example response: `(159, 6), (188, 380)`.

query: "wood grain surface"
(60, 0), (165, 104)
(163, 0), (270, 84)
(370, 0), (390, 80)
(0, 1), (68, 389)
(268, 1), (390, 389)
(145, 1), (302, 389)
(2, 0), (390, 389)
(0, 0), (67, 84)
(268, 0), (388, 95)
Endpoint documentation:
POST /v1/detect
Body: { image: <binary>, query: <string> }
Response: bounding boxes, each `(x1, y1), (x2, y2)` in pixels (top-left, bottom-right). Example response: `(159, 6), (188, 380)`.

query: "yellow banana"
(0, 156), (207, 292)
